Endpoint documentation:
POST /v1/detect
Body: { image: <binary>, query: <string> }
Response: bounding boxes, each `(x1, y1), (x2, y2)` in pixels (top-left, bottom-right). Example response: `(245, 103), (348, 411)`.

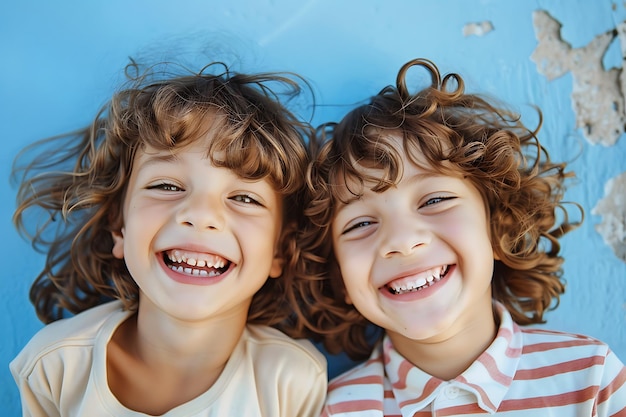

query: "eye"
(342, 220), (376, 235)
(147, 182), (184, 192)
(421, 196), (455, 208)
(230, 194), (263, 206)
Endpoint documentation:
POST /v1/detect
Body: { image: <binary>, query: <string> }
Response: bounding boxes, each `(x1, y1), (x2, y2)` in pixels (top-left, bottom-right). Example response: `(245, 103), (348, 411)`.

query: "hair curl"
(13, 60), (317, 334)
(301, 58), (583, 360)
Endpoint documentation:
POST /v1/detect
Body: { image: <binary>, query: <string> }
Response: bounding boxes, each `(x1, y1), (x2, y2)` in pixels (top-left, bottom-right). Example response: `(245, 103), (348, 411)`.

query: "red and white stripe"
(321, 302), (626, 416)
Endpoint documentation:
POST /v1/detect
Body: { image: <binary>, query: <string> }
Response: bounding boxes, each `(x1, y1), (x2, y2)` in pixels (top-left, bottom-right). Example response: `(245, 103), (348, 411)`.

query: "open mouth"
(163, 249), (231, 277)
(386, 265), (450, 295)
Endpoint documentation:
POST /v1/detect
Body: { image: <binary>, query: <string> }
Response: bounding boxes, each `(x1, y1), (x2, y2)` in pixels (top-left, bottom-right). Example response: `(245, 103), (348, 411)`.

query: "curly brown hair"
(302, 58), (583, 360)
(12, 60), (316, 333)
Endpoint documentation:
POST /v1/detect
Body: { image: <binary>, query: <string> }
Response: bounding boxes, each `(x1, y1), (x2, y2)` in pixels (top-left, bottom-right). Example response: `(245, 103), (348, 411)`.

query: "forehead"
(332, 132), (426, 186)
(132, 126), (214, 163)
(330, 131), (467, 203)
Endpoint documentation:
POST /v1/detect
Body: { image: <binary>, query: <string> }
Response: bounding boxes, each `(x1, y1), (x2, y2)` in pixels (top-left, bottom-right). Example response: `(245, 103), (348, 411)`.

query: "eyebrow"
(334, 171), (449, 208)
(334, 196), (359, 213)
(135, 152), (181, 170)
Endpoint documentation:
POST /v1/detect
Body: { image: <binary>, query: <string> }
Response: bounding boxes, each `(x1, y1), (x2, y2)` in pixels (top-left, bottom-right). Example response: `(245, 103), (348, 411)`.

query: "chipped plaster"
(592, 171), (626, 263)
(531, 10), (625, 147)
(463, 21), (494, 37)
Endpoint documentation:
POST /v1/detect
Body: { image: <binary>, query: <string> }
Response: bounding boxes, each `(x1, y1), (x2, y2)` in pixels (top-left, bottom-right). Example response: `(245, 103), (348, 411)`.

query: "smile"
(386, 265), (450, 295)
(163, 249), (231, 277)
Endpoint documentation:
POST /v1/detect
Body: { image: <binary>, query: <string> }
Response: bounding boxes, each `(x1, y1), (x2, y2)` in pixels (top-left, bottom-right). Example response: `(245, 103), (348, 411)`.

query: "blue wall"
(2, 1), (625, 415)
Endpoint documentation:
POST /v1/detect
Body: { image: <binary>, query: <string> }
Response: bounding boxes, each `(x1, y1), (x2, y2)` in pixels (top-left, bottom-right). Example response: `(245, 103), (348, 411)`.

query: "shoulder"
(517, 326), (622, 374)
(244, 324), (327, 372)
(10, 301), (128, 377)
(241, 325), (328, 416)
(497, 303), (612, 359)
(520, 327), (611, 354)
(515, 327), (626, 411)
(242, 324), (327, 389)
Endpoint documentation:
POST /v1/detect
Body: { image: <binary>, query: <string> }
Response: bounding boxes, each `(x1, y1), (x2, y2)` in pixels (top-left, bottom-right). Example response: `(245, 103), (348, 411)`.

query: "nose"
(176, 192), (224, 231)
(379, 213), (430, 258)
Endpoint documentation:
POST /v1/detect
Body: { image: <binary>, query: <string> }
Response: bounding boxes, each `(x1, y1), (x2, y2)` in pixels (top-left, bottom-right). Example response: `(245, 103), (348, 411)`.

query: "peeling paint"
(463, 21), (494, 37)
(618, 20), (626, 132)
(592, 171), (626, 263)
(531, 10), (626, 146)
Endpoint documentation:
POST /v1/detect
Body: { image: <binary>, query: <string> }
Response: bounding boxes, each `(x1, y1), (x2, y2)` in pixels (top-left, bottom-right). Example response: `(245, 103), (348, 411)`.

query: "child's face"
(331, 134), (495, 347)
(111, 135), (284, 323)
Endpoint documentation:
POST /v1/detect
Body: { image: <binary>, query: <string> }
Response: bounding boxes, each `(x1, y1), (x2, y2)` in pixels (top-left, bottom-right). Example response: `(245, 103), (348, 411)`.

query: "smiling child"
(303, 58), (626, 416)
(11, 60), (327, 416)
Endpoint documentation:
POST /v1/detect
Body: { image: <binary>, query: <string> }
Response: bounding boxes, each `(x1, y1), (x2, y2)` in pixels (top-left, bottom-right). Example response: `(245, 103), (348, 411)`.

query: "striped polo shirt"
(321, 303), (626, 416)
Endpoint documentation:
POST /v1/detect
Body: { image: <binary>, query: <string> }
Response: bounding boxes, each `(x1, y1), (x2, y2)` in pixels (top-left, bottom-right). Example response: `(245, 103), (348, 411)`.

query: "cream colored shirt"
(11, 301), (327, 417)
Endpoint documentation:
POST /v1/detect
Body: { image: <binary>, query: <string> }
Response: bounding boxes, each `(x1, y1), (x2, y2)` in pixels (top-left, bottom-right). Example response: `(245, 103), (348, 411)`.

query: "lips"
(163, 249), (231, 277)
(385, 265), (450, 295)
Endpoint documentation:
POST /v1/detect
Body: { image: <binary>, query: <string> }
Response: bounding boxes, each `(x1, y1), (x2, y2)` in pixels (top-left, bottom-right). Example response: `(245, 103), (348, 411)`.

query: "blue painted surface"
(1, 1), (625, 415)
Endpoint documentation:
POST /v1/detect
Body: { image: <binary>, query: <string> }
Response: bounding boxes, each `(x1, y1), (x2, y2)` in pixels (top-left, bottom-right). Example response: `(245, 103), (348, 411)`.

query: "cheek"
(335, 246), (372, 294)
(332, 242), (352, 274)
(455, 216), (494, 264)
(120, 208), (161, 253)
(337, 263), (361, 305)
(437, 208), (470, 231)
(442, 207), (489, 240)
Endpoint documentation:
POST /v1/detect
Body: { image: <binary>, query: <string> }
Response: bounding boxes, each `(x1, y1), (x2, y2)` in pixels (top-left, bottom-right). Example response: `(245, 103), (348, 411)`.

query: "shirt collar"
(383, 302), (523, 415)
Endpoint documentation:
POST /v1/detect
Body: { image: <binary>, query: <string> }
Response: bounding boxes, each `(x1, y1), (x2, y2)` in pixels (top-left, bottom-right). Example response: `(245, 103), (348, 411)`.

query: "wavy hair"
(13, 60), (316, 332)
(302, 58), (582, 360)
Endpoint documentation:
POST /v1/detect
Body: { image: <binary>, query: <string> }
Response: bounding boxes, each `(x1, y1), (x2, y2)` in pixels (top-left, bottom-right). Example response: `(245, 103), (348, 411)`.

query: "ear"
(344, 291), (353, 305)
(269, 254), (284, 279)
(489, 229), (500, 261)
(269, 220), (297, 279)
(111, 228), (125, 259)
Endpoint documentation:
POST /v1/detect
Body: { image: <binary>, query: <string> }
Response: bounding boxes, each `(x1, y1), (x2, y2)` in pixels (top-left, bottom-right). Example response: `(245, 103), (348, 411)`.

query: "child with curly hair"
(11, 60), (326, 416)
(303, 58), (626, 416)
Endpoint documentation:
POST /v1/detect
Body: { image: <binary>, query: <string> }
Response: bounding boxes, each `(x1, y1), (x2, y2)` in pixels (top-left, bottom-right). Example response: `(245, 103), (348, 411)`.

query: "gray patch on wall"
(531, 9), (625, 147)
(592, 172), (626, 263)
(463, 21), (494, 37)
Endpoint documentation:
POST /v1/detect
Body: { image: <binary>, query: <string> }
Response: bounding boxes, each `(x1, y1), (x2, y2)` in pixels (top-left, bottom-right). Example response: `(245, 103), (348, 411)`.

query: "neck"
(388, 304), (498, 381)
(106, 301), (249, 414)
(132, 301), (247, 372)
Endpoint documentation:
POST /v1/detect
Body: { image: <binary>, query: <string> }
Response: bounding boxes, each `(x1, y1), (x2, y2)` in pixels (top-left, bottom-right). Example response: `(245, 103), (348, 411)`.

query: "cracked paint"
(463, 21), (494, 37)
(592, 171), (626, 263)
(531, 10), (626, 146)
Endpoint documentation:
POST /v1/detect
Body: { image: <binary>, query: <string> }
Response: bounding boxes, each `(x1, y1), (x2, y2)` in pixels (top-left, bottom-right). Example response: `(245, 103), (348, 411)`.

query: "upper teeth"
(388, 265), (448, 294)
(167, 250), (226, 269)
